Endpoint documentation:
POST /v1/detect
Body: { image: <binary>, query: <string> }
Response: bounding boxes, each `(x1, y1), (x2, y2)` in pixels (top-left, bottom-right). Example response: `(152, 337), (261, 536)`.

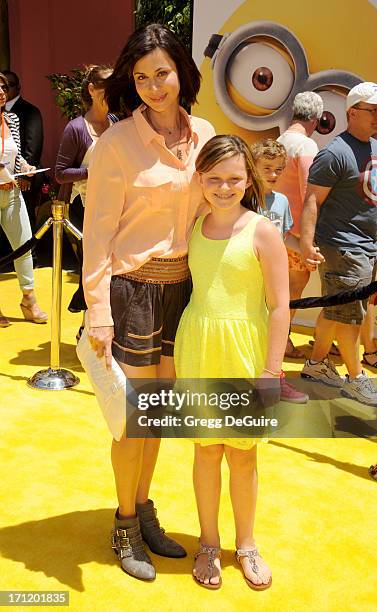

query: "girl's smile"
(200, 155), (251, 212)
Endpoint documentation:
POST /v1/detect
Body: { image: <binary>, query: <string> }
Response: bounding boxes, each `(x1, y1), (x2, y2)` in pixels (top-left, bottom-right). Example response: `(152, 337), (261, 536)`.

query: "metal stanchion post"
(28, 201), (80, 390)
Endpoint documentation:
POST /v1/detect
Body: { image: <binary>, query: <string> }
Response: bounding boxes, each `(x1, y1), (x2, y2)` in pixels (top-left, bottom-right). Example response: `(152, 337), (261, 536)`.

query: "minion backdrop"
(192, 0), (377, 328)
(1, 6), (377, 610)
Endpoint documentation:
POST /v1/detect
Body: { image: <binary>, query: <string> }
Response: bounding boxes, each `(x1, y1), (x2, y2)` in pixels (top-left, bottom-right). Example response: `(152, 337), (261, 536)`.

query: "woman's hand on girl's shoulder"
(88, 326), (114, 370)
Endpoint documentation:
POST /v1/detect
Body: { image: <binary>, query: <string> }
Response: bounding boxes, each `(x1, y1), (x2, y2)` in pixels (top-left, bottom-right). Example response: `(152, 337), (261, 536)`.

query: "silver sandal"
(193, 543), (222, 590)
(236, 546), (272, 590)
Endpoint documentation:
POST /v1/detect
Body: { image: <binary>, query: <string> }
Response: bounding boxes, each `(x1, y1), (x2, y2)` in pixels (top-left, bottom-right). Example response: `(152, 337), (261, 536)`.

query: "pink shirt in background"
(276, 130), (318, 236)
(83, 104), (215, 327)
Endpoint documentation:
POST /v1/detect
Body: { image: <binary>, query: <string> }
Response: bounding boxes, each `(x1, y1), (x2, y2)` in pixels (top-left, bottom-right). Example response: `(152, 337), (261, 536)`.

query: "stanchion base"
(27, 368), (80, 390)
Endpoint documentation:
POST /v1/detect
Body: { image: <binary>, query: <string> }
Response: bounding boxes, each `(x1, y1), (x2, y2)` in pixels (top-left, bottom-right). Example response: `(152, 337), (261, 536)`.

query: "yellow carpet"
(1, 268), (377, 612)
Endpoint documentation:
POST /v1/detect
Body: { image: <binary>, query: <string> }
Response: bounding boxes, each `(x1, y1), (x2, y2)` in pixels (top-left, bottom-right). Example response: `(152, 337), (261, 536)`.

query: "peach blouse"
(83, 104), (215, 327)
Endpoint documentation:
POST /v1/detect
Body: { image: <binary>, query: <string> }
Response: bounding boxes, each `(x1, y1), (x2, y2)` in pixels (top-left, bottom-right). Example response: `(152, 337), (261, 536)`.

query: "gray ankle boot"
(136, 499), (187, 558)
(111, 511), (156, 580)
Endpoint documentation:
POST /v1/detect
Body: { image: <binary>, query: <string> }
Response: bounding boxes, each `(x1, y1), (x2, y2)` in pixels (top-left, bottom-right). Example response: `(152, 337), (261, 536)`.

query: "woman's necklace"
(146, 109), (185, 161)
(176, 121), (183, 161)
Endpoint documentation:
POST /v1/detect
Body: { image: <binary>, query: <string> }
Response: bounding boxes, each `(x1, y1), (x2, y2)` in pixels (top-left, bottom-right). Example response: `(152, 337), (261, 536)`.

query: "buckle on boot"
(111, 528), (131, 558)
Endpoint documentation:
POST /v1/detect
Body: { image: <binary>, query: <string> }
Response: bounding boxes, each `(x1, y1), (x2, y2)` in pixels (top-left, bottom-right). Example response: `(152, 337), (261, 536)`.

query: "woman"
(0, 72), (47, 327)
(82, 24), (215, 581)
(55, 65), (115, 335)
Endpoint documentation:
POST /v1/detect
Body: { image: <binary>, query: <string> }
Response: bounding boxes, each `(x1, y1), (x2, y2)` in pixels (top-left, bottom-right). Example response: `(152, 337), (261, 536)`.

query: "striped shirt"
(3, 111), (27, 174)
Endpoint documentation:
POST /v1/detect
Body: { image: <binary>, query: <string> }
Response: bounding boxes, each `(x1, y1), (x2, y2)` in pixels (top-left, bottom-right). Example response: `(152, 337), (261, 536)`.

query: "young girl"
(174, 135), (290, 590)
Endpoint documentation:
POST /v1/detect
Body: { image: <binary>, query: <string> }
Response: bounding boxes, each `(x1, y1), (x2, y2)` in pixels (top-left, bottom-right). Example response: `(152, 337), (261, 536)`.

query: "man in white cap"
(300, 82), (377, 405)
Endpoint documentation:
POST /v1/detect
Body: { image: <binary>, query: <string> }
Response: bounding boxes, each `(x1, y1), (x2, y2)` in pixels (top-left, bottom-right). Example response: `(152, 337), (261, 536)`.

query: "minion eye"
(317, 111), (336, 135)
(313, 89), (348, 148)
(252, 67), (273, 91)
(226, 40), (295, 115)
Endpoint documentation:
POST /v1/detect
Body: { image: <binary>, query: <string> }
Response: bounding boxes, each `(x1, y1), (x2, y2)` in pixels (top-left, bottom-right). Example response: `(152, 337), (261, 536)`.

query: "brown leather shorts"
(110, 275), (192, 367)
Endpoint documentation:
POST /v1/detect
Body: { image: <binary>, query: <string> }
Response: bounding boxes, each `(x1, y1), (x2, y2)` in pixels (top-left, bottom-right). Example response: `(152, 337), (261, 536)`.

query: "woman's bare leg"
(114, 355), (177, 513)
(135, 438), (161, 504)
(111, 436), (146, 517)
(113, 362), (157, 517)
(135, 355), (176, 502)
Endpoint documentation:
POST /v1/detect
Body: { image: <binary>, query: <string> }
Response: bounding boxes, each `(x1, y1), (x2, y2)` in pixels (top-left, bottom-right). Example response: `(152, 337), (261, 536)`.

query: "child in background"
(175, 135), (290, 590)
(251, 139), (309, 404)
(250, 140), (301, 259)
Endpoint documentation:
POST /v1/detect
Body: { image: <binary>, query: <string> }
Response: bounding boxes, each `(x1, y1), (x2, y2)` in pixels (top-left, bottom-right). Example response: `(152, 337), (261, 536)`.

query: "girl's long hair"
(195, 135), (265, 211)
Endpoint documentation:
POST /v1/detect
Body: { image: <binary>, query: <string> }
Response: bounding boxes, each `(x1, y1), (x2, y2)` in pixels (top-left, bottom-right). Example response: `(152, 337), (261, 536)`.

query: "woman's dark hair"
(0, 73), (9, 111)
(81, 65), (113, 110)
(2, 70), (19, 87)
(0, 72), (9, 88)
(106, 23), (201, 115)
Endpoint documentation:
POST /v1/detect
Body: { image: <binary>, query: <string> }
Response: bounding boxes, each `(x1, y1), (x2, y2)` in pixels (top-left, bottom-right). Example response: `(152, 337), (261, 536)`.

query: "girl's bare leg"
(286, 269), (310, 357)
(193, 443), (223, 585)
(225, 444), (271, 586)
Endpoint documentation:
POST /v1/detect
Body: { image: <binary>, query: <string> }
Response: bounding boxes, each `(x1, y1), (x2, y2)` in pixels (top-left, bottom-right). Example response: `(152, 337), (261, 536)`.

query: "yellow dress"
(174, 213), (269, 449)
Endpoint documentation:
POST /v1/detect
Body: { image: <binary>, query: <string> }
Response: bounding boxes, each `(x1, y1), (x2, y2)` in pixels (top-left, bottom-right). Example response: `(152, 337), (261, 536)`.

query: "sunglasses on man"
(354, 105), (377, 115)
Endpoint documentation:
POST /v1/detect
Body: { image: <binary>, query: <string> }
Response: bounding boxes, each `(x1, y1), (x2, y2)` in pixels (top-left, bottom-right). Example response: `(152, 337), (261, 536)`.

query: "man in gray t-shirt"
(312, 132), (377, 253)
(300, 82), (377, 406)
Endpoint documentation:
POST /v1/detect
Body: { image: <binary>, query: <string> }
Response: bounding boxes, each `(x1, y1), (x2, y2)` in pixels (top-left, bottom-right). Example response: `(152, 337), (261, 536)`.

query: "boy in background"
(251, 139), (309, 403)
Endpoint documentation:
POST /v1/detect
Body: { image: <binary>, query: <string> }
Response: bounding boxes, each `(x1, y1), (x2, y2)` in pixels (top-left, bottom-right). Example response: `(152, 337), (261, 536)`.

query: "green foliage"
(135, 0), (192, 49)
(46, 69), (85, 120)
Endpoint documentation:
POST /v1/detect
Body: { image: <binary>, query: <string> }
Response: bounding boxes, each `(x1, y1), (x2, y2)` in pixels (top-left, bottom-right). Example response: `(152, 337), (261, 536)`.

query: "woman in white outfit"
(0, 71), (47, 327)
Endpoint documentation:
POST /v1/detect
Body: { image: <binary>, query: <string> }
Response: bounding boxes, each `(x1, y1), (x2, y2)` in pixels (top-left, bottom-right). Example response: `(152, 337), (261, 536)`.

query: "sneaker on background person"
(341, 370), (377, 406)
(301, 357), (345, 388)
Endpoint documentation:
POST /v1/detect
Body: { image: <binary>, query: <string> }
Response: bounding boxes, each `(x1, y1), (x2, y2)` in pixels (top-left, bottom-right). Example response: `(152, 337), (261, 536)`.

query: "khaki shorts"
(287, 247), (308, 272)
(319, 245), (377, 325)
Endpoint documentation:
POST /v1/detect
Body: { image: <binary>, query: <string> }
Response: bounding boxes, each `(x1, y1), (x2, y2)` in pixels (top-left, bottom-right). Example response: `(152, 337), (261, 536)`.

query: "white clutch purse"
(76, 325), (127, 441)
